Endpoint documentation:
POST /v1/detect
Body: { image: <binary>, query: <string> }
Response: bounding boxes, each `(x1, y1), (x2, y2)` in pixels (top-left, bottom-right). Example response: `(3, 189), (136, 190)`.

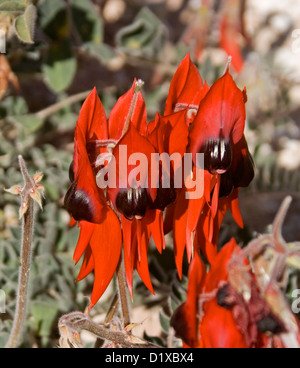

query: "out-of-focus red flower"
(181, 0), (246, 74)
(171, 238), (300, 348)
(171, 239), (248, 348)
(220, 0), (245, 74)
(65, 80), (164, 306)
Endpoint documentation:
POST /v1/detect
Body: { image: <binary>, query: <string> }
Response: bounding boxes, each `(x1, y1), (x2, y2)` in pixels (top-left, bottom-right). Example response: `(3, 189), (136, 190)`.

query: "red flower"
(166, 57), (254, 276)
(65, 88), (122, 308)
(188, 67), (254, 260)
(181, 0), (245, 74)
(65, 80), (164, 306)
(220, 0), (245, 74)
(171, 239), (248, 348)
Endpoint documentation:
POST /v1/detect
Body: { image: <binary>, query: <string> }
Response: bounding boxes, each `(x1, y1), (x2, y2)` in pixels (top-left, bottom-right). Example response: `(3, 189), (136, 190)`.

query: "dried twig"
(58, 312), (160, 349)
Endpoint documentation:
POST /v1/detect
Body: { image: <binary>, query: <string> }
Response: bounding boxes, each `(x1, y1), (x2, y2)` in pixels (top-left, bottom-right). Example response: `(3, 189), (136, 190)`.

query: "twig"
(35, 90), (91, 120)
(272, 195), (292, 251)
(59, 312), (160, 348)
(0, 90), (92, 128)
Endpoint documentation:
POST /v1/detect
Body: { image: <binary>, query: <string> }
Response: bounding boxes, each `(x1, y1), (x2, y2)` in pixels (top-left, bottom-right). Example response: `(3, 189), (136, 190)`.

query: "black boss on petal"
(202, 137), (232, 175)
(64, 182), (95, 223)
(116, 188), (151, 220)
(152, 186), (177, 211)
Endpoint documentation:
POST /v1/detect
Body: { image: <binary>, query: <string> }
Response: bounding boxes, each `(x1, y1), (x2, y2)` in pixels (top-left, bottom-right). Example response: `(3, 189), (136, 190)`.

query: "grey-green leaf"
(13, 4), (37, 44)
(42, 41), (77, 93)
(0, 0), (26, 12)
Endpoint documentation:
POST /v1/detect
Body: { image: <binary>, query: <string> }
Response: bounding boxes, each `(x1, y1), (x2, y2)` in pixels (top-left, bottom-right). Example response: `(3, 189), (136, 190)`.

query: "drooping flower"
(165, 55), (254, 276)
(65, 80), (164, 306)
(171, 238), (300, 348)
(64, 88), (122, 308)
(187, 65), (254, 264)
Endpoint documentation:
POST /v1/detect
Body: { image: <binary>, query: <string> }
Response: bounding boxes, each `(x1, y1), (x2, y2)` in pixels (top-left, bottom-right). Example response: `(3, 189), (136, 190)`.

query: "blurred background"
(0, 0), (299, 347)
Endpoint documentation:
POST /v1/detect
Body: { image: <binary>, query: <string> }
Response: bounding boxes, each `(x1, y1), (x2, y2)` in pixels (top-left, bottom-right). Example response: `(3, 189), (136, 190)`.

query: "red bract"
(65, 81), (164, 306)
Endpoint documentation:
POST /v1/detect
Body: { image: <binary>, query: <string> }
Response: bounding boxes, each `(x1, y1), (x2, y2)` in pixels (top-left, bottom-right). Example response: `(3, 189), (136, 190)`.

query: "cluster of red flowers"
(64, 53), (260, 345)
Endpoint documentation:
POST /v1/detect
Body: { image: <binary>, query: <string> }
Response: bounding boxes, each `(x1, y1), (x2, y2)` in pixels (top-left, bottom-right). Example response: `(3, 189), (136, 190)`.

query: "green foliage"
(42, 41), (77, 93)
(116, 7), (168, 58)
(0, 0), (26, 12)
(14, 4), (37, 44)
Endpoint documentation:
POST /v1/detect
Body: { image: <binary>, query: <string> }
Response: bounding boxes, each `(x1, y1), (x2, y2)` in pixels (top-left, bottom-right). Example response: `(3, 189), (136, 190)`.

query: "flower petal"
(76, 87), (108, 146)
(200, 299), (247, 348)
(76, 244), (94, 282)
(109, 79), (147, 141)
(164, 53), (204, 115)
(88, 210), (122, 308)
(73, 221), (95, 264)
(205, 238), (240, 292)
(173, 188), (189, 278)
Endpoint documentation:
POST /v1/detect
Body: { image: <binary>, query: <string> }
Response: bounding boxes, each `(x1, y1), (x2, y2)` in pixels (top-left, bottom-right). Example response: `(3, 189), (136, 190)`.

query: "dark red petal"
(164, 53), (204, 115)
(163, 202), (176, 235)
(73, 221), (95, 264)
(76, 244), (94, 282)
(88, 210), (122, 308)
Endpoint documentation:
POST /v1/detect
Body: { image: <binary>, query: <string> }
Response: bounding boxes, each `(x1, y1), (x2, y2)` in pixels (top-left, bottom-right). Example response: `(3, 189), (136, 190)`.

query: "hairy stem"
(93, 293), (119, 348)
(116, 254), (131, 328)
(5, 198), (34, 348)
